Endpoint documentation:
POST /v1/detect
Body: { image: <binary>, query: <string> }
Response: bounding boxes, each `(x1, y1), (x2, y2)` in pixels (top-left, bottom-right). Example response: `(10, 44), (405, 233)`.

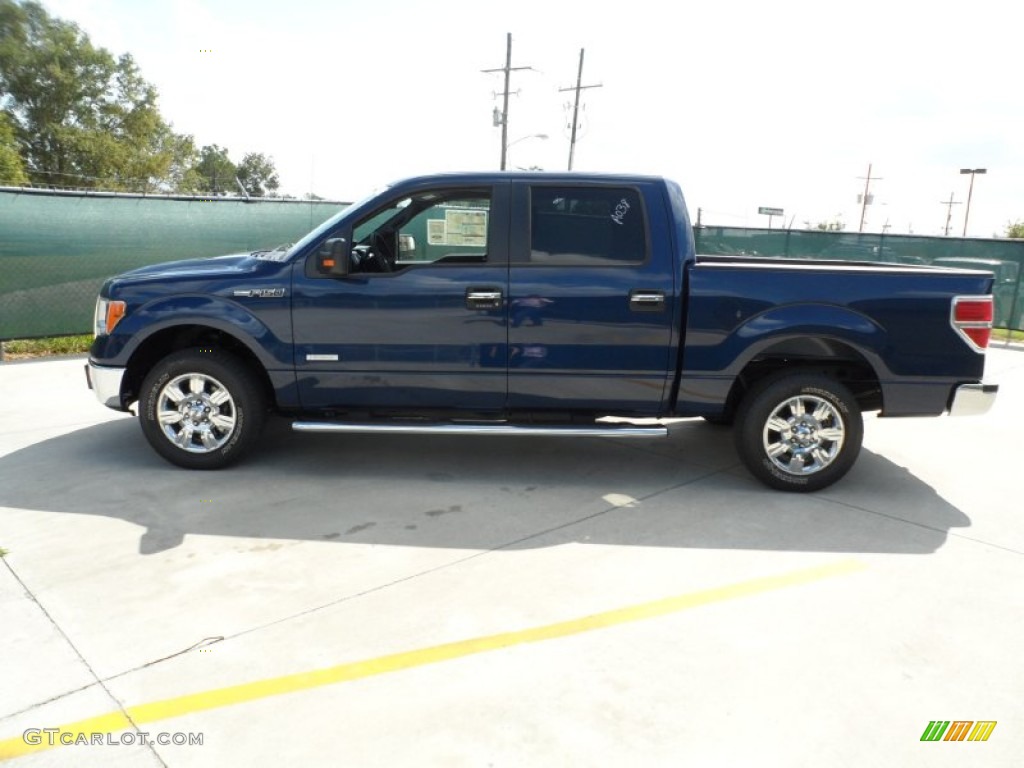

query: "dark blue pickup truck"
(87, 173), (998, 491)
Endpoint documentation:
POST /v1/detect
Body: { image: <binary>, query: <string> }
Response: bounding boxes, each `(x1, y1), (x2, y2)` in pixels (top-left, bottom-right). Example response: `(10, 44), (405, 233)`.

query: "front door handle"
(466, 288), (503, 310)
(629, 290), (666, 312)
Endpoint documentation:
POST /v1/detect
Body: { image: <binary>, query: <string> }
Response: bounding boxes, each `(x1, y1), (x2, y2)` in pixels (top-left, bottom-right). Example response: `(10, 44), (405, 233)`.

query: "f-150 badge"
(232, 288), (286, 298)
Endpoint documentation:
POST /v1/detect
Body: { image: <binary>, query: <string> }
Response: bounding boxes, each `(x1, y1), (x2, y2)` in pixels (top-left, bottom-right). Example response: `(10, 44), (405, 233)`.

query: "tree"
(0, 111), (28, 184)
(236, 152), (280, 197)
(163, 132), (203, 194)
(804, 216), (846, 232)
(1005, 221), (1024, 239)
(0, 0), (189, 191)
(192, 144), (237, 196)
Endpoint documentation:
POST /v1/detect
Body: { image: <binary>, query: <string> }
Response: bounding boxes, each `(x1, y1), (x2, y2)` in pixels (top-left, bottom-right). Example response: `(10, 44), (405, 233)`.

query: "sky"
(39, 0), (1024, 237)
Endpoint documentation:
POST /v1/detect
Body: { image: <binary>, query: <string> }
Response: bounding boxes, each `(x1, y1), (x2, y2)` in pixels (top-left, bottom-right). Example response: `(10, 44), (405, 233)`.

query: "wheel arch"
(121, 324), (276, 410)
(724, 334), (884, 420)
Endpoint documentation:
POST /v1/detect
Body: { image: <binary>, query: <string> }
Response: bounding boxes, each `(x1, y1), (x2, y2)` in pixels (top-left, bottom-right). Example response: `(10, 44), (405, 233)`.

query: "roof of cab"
(389, 171), (669, 188)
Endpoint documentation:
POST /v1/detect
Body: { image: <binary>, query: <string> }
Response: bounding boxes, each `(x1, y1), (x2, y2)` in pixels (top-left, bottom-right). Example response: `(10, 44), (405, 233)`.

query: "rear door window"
(529, 187), (646, 265)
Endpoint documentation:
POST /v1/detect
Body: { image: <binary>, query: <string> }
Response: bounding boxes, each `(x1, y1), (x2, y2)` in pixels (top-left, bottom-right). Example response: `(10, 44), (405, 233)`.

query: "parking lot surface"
(1, 348), (1022, 766)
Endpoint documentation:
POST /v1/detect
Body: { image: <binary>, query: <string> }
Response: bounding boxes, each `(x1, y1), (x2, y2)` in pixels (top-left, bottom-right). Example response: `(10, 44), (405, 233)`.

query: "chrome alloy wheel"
(156, 373), (237, 453)
(762, 394), (845, 476)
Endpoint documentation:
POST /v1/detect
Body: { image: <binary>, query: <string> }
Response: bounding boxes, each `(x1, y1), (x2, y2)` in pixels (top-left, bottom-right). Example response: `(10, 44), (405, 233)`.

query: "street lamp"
(504, 133), (548, 170)
(959, 168), (987, 237)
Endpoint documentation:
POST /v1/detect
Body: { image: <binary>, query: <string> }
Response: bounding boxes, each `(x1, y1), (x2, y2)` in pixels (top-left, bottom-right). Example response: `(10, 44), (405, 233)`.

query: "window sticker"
(427, 219), (447, 245)
(444, 209), (488, 246)
(611, 197), (631, 227)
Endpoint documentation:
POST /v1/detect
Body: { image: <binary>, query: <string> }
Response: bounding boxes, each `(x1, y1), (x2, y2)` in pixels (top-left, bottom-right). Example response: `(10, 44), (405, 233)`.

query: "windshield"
(285, 185), (389, 258)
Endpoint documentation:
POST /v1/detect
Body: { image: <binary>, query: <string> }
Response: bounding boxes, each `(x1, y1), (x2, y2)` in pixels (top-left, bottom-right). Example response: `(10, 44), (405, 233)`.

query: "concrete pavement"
(1, 349), (1021, 766)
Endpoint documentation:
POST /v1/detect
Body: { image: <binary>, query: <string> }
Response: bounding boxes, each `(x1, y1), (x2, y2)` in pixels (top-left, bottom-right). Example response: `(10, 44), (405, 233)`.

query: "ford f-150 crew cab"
(86, 173), (999, 491)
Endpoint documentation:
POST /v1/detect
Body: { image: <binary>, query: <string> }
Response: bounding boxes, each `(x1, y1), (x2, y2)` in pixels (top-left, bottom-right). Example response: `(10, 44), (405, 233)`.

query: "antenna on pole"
(559, 48), (602, 171)
(481, 34), (534, 171)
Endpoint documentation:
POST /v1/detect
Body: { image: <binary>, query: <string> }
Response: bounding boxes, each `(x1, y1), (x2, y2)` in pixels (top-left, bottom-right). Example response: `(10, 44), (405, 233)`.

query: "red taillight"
(961, 326), (992, 349)
(954, 299), (993, 324)
(951, 296), (993, 352)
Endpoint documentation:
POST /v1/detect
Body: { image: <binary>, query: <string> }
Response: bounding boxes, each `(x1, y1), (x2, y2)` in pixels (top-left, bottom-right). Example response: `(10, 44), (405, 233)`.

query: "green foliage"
(163, 133), (203, 194)
(2, 334), (91, 358)
(236, 152), (280, 197)
(0, 1), (200, 193)
(0, 111), (28, 184)
(193, 144), (237, 196)
(1005, 220), (1024, 239)
(805, 216), (846, 232)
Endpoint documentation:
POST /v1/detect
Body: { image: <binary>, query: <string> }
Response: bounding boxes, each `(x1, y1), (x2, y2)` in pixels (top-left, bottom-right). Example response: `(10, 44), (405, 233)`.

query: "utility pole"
(940, 192), (961, 236)
(960, 168), (987, 237)
(857, 163), (881, 233)
(559, 48), (602, 171)
(481, 34), (533, 171)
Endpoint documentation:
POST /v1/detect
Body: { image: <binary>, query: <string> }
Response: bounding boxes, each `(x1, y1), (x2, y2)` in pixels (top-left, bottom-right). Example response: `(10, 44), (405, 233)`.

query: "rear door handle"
(629, 290), (666, 312)
(466, 288), (503, 310)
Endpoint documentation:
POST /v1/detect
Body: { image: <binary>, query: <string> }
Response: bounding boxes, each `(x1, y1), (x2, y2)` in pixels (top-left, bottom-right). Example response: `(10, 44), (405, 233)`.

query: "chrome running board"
(292, 421), (667, 438)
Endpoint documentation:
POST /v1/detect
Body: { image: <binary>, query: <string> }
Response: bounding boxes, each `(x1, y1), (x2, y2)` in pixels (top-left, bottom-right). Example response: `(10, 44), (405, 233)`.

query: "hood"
(114, 252), (258, 282)
(101, 251), (287, 299)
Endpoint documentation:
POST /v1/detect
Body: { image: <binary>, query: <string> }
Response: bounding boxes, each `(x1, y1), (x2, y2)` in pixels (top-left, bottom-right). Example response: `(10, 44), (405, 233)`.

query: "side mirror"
(318, 237), (351, 277)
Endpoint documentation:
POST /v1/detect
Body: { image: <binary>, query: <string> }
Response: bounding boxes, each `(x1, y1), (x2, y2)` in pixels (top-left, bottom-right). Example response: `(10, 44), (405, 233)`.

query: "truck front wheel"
(138, 349), (266, 469)
(734, 373), (863, 492)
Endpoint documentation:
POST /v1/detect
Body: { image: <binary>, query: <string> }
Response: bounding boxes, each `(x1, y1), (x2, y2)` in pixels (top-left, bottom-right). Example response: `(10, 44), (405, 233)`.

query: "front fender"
(91, 294), (292, 369)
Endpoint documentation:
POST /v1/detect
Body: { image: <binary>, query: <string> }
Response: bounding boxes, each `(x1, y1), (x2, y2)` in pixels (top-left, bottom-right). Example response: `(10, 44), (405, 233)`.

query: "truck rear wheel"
(734, 373), (862, 492)
(139, 349), (266, 469)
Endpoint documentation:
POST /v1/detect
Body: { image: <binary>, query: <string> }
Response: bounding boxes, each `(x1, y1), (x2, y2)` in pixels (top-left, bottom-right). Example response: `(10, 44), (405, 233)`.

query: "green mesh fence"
(695, 227), (1024, 331)
(3, 193), (1022, 339)
(0, 189), (346, 340)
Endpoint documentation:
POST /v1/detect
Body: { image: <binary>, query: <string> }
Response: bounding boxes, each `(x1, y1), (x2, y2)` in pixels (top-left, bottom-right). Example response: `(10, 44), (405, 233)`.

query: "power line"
(558, 48), (602, 171)
(481, 33), (534, 171)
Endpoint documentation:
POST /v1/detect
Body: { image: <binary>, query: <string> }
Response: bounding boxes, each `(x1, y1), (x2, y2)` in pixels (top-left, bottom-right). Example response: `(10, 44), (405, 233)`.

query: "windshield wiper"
(251, 243), (293, 260)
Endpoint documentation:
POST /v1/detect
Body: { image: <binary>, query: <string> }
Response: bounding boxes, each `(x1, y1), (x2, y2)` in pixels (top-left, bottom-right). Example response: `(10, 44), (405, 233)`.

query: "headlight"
(94, 297), (126, 337)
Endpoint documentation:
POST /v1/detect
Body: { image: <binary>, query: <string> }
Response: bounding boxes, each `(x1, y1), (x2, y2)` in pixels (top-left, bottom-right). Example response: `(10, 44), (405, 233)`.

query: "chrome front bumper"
(949, 382), (998, 417)
(85, 362), (127, 410)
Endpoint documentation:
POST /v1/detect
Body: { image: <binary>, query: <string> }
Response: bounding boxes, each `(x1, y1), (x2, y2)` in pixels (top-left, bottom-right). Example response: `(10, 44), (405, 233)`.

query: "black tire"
(138, 349), (266, 469)
(733, 373), (863, 492)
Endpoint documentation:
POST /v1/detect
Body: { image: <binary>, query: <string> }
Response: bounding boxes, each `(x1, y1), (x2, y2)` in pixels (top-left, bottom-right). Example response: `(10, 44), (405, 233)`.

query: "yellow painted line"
(0, 559), (865, 760)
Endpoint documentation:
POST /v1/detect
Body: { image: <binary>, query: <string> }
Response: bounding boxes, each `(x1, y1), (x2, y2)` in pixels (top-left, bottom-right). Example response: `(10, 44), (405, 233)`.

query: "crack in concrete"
(0, 558), (169, 767)
(819, 496), (1024, 556)
(0, 463), (732, 721)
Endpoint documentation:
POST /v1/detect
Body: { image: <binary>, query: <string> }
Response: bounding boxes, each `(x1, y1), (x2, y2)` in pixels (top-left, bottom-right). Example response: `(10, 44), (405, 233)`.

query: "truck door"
(291, 183), (510, 411)
(507, 182), (677, 413)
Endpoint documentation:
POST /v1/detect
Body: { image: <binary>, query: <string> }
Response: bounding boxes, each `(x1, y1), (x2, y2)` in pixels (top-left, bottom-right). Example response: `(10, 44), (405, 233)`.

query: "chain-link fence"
(0, 188), (346, 340)
(695, 227), (1024, 331)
